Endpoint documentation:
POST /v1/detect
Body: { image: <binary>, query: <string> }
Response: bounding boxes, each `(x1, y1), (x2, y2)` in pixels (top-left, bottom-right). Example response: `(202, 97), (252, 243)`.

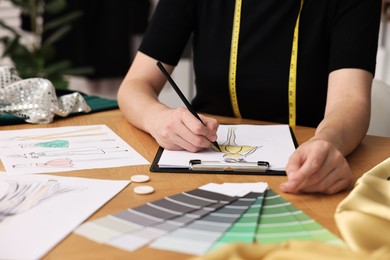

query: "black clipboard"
(150, 127), (298, 176)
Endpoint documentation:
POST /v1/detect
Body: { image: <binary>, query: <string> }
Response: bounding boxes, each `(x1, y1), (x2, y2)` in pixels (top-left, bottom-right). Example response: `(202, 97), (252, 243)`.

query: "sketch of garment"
(212, 127), (261, 162)
(17, 158), (73, 168)
(12, 158), (74, 169)
(0, 179), (82, 222)
(12, 157), (129, 169)
(11, 158), (74, 168)
(8, 146), (129, 159)
(0, 125), (150, 174)
(1, 140), (70, 149)
(1, 139), (116, 149)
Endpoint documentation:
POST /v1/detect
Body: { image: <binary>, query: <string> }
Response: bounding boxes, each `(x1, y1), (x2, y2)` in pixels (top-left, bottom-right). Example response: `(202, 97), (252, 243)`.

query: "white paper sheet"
(0, 125), (149, 174)
(0, 174), (130, 260)
(158, 124), (296, 171)
(199, 182), (268, 197)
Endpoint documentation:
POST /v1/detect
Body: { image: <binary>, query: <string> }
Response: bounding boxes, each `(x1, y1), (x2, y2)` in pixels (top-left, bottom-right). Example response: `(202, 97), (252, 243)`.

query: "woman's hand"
(280, 139), (354, 194)
(147, 107), (219, 152)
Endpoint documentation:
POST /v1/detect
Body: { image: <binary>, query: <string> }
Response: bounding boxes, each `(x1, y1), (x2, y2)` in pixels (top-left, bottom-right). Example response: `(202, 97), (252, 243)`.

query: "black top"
(139, 0), (381, 127)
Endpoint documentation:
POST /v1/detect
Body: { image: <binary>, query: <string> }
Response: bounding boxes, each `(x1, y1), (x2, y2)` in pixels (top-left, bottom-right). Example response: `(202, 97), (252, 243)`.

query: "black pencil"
(156, 61), (221, 152)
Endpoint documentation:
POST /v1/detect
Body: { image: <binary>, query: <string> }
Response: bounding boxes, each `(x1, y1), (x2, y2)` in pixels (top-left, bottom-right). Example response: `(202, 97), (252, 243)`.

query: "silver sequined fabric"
(0, 66), (91, 124)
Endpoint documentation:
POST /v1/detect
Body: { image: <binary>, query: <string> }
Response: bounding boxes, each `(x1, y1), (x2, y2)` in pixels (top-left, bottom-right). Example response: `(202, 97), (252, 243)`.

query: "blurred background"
(0, 0), (193, 106)
(1, 0), (389, 136)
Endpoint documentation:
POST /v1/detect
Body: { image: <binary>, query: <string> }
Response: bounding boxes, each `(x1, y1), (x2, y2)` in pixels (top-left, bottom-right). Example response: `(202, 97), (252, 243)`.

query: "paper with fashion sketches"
(0, 125), (149, 174)
(0, 174), (130, 260)
(158, 124), (296, 171)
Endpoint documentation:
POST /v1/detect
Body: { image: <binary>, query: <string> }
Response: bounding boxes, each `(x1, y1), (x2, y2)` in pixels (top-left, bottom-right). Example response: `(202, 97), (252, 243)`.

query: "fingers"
(280, 140), (354, 195)
(152, 107), (219, 152)
(300, 168), (353, 194)
(199, 114), (219, 142)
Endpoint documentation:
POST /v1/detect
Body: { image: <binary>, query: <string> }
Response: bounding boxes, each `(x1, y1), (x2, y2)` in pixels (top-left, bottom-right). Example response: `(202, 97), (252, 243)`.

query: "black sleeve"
(329, 0), (381, 75)
(139, 0), (195, 66)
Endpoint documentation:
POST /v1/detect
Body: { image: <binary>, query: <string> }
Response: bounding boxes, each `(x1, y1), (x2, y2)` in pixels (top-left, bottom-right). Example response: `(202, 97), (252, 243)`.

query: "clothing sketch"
(8, 146), (129, 159)
(212, 127), (260, 162)
(0, 179), (82, 222)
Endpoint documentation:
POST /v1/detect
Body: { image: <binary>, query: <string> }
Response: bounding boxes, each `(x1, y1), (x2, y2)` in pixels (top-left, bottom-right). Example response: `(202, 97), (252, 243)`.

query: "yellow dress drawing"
(212, 127), (261, 162)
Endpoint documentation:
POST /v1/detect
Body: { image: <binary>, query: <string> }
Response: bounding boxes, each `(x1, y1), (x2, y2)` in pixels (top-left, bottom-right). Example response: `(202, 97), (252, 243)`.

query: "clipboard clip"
(189, 159), (270, 172)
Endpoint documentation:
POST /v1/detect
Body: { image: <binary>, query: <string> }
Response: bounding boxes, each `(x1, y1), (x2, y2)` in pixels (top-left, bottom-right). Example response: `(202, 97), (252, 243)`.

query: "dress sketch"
(212, 127), (261, 162)
(8, 146), (129, 159)
(1, 140), (70, 149)
(0, 179), (82, 222)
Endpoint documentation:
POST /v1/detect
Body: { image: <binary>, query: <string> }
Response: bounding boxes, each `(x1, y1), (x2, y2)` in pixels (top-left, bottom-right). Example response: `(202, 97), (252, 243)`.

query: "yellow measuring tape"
(229, 0), (243, 118)
(229, 0), (304, 126)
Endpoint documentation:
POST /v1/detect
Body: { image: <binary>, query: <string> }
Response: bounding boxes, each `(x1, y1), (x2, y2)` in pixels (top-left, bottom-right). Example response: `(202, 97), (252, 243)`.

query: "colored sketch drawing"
(1, 140), (70, 149)
(1, 139), (118, 150)
(11, 157), (132, 169)
(212, 127), (261, 162)
(0, 125), (149, 174)
(8, 146), (129, 159)
(12, 158), (74, 169)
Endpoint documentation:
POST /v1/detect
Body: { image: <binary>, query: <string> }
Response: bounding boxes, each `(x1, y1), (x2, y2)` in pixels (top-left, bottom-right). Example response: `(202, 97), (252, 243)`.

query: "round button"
(130, 174), (150, 183)
(133, 185), (154, 195)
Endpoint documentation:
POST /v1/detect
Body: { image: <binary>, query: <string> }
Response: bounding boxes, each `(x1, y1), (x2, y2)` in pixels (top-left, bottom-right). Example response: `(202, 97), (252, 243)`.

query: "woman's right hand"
(146, 107), (219, 152)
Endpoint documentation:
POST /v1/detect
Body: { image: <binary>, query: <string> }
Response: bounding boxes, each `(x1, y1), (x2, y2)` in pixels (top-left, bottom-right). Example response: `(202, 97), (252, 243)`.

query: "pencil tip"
(213, 142), (221, 152)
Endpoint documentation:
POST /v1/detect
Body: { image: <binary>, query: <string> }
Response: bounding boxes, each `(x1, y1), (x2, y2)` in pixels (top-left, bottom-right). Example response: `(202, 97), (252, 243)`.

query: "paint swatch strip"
(149, 192), (261, 255)
(106, 200), (228, 251)
(208, 191), (265, 252)
(75, 187), (235, 245)
(255, 189), (344, 245)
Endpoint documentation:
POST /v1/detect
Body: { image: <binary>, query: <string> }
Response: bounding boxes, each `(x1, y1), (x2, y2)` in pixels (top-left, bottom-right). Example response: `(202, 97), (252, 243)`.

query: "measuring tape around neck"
(229, 0), (304, 126)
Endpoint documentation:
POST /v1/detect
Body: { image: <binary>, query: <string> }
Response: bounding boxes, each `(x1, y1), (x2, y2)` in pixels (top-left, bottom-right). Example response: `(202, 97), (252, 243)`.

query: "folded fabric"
(191, 240), (390, 260)
(335, 157), (390, 252)
(0, 66), (118, 125)
(0, 66), (92, 124)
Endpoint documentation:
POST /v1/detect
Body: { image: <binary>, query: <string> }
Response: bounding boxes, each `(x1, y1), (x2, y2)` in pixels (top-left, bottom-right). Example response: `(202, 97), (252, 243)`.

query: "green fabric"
(0, 89), (118, 126)
(81, 94), (118, 112)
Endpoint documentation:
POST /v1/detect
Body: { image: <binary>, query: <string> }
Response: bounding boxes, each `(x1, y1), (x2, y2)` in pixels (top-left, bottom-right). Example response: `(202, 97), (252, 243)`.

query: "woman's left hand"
(280, 139), (354, 194)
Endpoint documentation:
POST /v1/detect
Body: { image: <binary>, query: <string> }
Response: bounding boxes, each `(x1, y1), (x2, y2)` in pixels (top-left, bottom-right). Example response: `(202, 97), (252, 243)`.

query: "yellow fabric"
(335, 157), (390, 252)
(193, 158), (390, 260)
(191, 240), (390, 260)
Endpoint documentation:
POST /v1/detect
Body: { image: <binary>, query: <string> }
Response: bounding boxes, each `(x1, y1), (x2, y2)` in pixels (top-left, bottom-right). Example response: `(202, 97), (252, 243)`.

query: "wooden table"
(2, 109), (390, 259)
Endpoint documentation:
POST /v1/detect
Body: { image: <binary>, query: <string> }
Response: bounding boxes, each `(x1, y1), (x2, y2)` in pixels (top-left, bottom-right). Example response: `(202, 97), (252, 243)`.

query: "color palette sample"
(149, 192), (262, 255)
(208, 192), (265, 252)
(75, 183), (268, 252)
(255, 189), (344, 246)
(75, 183), (343, 256)
(106, 189), (235, 251)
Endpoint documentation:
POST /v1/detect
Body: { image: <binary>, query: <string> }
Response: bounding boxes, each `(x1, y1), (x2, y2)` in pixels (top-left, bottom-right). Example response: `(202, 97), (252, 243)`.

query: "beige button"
(133, 185), (154, 195)
(130, 174), (150, 183)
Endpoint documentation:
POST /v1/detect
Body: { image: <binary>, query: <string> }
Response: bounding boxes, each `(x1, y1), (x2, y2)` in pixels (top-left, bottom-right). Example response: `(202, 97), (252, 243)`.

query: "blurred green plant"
(0, 0), (93, 89)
